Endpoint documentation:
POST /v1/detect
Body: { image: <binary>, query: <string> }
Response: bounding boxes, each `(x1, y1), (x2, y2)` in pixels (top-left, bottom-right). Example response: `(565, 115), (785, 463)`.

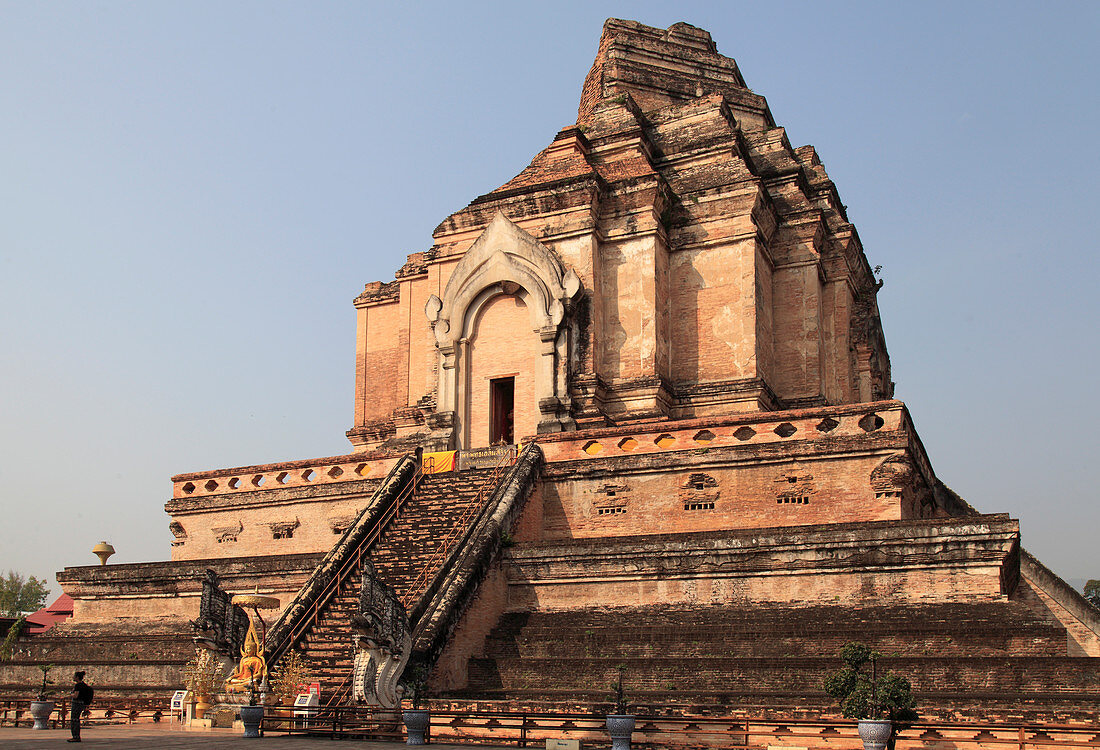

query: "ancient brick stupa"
(4, 18), (1097, 726)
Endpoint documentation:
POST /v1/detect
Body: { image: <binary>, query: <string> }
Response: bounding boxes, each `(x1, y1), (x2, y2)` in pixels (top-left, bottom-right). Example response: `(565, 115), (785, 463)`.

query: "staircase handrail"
(265, 453), (423, 666)
(399, 449), (517, 610)
(322, 666), (354, 710)
(409, 443), (543, 662)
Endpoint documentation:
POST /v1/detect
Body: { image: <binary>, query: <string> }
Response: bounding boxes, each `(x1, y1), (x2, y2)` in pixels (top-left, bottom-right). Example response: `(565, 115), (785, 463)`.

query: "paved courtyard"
(0, 724), (516, 749)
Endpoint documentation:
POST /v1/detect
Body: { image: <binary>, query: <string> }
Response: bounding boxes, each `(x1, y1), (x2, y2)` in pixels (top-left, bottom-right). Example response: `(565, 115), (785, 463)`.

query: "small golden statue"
(225, 594), (280, 695)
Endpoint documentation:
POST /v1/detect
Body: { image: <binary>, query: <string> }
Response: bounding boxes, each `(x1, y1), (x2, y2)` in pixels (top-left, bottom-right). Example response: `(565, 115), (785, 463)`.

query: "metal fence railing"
(4, 698), (1098, 748)
(0, 698), (169, 728)
(271, 705), (1100, 750)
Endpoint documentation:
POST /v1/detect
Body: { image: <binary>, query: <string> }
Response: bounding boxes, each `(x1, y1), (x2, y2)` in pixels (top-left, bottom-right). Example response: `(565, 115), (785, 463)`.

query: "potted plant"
(605, 666), (635, 750)
(268, 650), (312, 729)
(823, 642), (917, 750)
(183, 648), (223, 721)
(29, 664), (55, 730)
(401, 665), (431, 745)
(239, 677), (264, 738)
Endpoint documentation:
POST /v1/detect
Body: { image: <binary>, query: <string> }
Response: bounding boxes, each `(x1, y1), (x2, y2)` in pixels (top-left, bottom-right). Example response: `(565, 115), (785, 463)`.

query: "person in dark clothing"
(69, 671), (93, 742)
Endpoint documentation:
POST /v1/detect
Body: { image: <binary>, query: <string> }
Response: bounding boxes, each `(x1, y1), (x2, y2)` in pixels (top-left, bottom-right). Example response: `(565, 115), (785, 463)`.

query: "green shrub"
(823, 642), (917, 722)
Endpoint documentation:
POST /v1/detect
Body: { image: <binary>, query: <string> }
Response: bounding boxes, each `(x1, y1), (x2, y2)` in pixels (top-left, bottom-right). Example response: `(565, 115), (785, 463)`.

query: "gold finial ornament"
(92, 541), (115, 565)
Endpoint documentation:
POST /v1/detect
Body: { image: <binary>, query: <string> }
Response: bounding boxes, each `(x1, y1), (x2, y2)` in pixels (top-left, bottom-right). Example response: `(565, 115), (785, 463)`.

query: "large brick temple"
(4, 18), (1098, 726)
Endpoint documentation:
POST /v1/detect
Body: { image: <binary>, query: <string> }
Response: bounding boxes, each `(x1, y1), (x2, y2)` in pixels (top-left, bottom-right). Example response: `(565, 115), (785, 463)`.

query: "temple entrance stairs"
(454, 601), (1100, 722)
(292, 468), (500, 690)
(264, 447), (542, 706)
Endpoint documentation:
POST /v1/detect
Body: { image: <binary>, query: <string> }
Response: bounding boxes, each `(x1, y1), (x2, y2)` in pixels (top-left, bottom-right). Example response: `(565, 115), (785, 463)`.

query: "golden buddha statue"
(225, 617), (267, 693)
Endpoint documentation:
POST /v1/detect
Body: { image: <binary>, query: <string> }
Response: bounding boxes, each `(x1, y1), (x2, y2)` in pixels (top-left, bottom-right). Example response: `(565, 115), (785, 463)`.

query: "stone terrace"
(457, 602), (1100, 722)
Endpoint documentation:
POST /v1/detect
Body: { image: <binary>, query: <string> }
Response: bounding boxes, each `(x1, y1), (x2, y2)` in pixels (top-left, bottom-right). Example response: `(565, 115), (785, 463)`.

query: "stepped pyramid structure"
(3, 18), (1098, 729)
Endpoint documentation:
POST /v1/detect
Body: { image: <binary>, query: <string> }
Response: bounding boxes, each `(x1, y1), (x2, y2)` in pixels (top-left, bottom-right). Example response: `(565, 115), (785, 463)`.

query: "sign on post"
(170, 690), (189, 723)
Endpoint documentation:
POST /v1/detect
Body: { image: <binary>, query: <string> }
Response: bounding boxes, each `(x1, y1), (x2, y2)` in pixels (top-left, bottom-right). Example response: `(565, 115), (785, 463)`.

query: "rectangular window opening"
(490, 377), (515, 445)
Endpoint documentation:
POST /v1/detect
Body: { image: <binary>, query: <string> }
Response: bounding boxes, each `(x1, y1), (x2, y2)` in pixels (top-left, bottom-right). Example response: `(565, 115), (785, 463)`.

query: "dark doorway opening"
(490, 377), (515, 445)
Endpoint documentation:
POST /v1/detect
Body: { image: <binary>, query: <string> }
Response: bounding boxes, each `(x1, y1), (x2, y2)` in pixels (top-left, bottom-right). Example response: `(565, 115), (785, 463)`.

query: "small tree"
(610, 665), (629, 715)
(823, 643), (917, 724)
(35, 664), (55, 701)
(269, 650), (313, 705)
(1084, 580), (1100, 609)
(0, 616), (26, 660)
(182, 648), (223, 698)
(0, 571), (50, 617)
(402, 664), (430, 710)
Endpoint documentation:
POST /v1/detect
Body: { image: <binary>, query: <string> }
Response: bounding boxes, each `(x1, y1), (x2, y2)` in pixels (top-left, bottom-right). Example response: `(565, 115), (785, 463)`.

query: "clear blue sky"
(2, 2), (1097, 595)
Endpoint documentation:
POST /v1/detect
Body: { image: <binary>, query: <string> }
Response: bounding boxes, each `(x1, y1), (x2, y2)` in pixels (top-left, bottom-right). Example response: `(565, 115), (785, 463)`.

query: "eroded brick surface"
(18, 18), (1097, 732)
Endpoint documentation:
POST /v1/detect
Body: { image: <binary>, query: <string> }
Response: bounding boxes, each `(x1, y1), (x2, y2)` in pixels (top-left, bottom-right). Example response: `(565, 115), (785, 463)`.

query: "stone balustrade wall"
(170, 453), (401, 500)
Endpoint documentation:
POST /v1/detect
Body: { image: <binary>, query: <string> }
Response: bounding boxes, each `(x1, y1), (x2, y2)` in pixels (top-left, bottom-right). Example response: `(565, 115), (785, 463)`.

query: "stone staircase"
(293, 468), (500, 697)
(456, 602), (1100, 722)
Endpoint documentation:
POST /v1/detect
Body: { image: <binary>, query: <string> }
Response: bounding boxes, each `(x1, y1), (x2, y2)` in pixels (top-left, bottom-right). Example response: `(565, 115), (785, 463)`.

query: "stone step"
(466, 656), (1100, 697)
(489, 602), (1056, 631)
(484, 633), (1066, 659)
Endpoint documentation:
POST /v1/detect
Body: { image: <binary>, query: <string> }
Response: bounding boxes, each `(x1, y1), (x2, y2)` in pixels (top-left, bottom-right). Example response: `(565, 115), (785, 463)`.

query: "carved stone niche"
(870, 455), (915, 499)
(424, 212), (582, 448)
(774, 469), (814, 505)
(329, 515), (355, 536)
(593, 482), (630, 516)
(213, 521), (243, 544)
(169, 521), (187, 547)
(269, 518), (300, 540)
(680, 473), (720, 509)
(870, 454), (933, 518)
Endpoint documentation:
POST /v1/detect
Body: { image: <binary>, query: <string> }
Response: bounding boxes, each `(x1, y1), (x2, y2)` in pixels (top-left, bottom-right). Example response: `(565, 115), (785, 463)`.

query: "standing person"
(68, 671), (93, 743)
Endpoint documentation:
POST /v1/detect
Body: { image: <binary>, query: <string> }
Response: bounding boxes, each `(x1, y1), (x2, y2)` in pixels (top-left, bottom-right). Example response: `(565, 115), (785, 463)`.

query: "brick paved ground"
(0, 724), (515, 749)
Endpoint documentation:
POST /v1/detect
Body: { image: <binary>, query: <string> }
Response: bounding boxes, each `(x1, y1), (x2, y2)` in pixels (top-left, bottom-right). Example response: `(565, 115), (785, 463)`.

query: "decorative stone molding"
(351, 561), (411, 708)
(679, 473), (720, 509)
(774, 468), (815, 505)
(169, 521), (187, 548)
(191, 569), (250, 660)
(213, 521), (243, 544)
(594, 482), (631, 514)
(269, 518), (300, 540)
(871, 453), (938, 517)
(425, 213), (581, 446)
(329, 515), (355, 536)
(870, 454), (916, 498)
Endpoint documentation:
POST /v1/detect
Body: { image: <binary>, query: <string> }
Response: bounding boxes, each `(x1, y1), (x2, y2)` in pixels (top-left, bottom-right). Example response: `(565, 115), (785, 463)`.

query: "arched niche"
(425, 212), (581, 448)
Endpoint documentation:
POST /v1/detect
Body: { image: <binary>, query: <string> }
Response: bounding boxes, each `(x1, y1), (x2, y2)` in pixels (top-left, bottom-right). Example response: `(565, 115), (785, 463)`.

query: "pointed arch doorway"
(424, 213), (582, 451)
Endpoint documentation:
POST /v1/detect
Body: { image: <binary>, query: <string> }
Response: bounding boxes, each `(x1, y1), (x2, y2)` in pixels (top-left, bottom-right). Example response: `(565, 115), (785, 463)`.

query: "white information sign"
(171, 690), (189, 722)
(293, 692), (319, 719)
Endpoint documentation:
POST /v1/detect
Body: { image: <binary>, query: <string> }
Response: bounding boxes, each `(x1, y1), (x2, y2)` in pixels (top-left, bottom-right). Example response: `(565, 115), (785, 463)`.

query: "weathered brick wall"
(596, 236), (663, 382)
(466, 294), (540, 448)
(536, 454), (899, 542)
(503, 517), (1018, 612)
(57, 554), (321, 623)
(167, 475), (386, 561)
(429, 561), (509, 693)
(355, 294), (404, 423)
(670, 238), (762, 386)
